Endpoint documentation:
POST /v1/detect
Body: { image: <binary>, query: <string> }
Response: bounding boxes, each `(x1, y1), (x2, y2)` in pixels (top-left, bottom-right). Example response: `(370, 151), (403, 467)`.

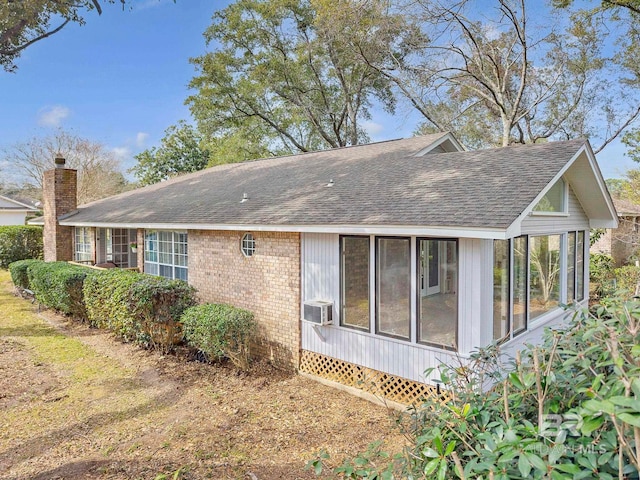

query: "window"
(74, 227), (92, 263)
(418, 239), (457, 349)
(241, 233), (256, 257)
(106, 228), (129, 267)
(144, 230), (188, 281)
(533, 179), (566, 213)
(576, 231), (585, 302)
(493, 239), (510, 340)
(567, 232), (576, 303)
(513, 236), (528, 334)
(529, 235), (561, 320)
(340, 236), (370, 330)
(376, 237), (411, 339)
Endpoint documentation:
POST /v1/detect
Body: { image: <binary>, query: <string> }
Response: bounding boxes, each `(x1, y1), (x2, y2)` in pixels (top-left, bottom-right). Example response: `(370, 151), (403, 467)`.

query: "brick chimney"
(43, 156), (77, 262)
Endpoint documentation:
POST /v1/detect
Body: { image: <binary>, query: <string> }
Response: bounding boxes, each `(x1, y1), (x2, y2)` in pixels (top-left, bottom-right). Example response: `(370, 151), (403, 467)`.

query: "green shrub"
(8, 259), (43, 290)
(613, 265), (640, 296)
(83, 270), (197, 350)
(590, 252), (615, 300)
(129, 275), (197, 350)
(311, 299), (640, 479)
(0, 226), (43, 269)
(27, 261), (89, 319)
(83, 269), (141, 334)
(182, 303), (256, 370)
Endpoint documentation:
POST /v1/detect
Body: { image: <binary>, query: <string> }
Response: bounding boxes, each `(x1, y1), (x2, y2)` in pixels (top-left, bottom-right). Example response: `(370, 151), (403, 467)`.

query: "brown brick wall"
(188, 230), (301, 369)
(43, 167), (77, 262)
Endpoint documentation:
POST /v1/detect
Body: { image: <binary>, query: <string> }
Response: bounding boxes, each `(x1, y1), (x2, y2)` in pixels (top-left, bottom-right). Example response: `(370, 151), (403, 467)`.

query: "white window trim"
(531, 179), (569, 216)
(144, 230), (188, 281)
(74, 227), (92, 263)
(241, 233), (256, 257)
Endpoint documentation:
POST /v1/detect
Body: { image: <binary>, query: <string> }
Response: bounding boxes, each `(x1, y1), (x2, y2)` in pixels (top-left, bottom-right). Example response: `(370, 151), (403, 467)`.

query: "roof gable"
(0, 195), (38, 211)
(506, 142), (617, 235)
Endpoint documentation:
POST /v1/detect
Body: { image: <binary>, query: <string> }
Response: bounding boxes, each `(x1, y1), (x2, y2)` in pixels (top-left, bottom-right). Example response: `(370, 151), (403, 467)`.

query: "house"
(592, 197), (640, 267)
(0, 194), (39, 226)
(39, 133), (617, 404)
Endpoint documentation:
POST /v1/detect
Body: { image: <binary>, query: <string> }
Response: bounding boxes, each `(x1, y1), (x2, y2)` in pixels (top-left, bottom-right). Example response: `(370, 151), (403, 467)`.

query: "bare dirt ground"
(0, 272), (404, 480)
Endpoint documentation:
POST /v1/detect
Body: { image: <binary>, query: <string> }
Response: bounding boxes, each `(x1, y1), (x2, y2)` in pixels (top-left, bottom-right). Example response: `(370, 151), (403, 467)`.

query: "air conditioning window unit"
(303, 300), (333, 325)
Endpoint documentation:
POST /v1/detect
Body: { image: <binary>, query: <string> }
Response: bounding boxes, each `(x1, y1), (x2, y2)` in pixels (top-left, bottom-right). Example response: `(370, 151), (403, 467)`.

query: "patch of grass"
(0, 270), (150, 442)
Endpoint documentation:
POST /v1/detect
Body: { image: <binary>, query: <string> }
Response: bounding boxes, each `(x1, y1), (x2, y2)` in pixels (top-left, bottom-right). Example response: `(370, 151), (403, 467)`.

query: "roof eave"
(57, 220), (509, 239)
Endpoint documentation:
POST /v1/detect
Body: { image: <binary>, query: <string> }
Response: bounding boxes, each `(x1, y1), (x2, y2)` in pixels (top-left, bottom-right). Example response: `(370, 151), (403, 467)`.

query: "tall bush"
(613, 265), (640, 296)
(83, 269), (140, 334)
(83, 269), (197, 350)
(311, 299), (640, 479)
(27, 261), (88, 319)
(182, 303), (256, 370)
(0, 225), (43, 268)
(590, 253), (615, 300)
(8, 258), (43, 290)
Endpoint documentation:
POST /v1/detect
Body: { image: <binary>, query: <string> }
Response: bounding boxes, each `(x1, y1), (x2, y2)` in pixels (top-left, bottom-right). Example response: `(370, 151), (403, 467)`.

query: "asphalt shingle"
(62, 134), (587, 230)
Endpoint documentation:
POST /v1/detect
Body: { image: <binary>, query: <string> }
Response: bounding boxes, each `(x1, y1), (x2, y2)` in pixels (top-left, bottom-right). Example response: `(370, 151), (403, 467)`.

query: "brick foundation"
(188, 230), (301, 369)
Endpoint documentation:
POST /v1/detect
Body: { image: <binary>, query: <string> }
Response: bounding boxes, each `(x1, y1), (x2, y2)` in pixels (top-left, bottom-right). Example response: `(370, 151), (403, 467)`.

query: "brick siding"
(188, 230), (301, 369)
(43, 167), (77, 262)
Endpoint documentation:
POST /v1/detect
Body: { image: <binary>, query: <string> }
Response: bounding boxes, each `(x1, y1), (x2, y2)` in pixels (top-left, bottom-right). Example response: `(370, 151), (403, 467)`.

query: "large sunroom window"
(337, 236), (459, 350)
(494, 231), (587, 340)
(340, 236), (370, 331)
(493, 239), (510, 340)
(74, 227), (92, 263)
(418, 239), (457, 349)
(144, 230), (188, 281)
(376, 237), (411, 339)
(529, 235), (561, 320)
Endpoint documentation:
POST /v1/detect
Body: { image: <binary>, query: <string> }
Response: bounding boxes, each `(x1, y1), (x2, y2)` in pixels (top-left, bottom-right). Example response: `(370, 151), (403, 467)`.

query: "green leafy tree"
(369, 0), (640, 151)
(187, 0), (409, 155)
(130, 122), (210, 186)
(0, 0), (126, 72)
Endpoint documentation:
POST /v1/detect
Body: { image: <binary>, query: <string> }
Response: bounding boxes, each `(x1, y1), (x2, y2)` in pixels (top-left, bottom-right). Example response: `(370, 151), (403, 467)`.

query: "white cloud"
(37, 105), (70, 127)
(112, 146), (131, 161)
(135, 132), (149, 148)
(363, 120), (385, 137)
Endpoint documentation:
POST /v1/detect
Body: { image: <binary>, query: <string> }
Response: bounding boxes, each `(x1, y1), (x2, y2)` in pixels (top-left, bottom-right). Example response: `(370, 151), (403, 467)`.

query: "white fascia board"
(58, 220), (508, 239)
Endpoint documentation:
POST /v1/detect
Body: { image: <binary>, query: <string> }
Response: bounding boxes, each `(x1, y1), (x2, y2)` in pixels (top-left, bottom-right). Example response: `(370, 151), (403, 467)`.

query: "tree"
(364, 0), (640, 151)
(187, 0), (409, 156)
(0, 1), (126, 72)
(130, 122), (211, 186)
(2, 129), (129, 204)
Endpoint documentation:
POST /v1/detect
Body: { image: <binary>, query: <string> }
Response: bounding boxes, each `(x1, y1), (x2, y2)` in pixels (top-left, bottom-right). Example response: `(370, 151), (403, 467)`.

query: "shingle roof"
(62, 135), (587, 230)
(613, 197), (640, 216)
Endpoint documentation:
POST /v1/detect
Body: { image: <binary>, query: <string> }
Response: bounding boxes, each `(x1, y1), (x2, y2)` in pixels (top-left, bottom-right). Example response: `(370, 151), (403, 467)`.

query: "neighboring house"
(592, 197), (640, 267)
(0, 195), (39, 226)
(39, 133), (617, 404)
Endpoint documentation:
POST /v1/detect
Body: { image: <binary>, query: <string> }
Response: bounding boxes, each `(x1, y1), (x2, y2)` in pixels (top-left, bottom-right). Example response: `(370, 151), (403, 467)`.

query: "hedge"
(27, 261), (89, 319)
(0, 226), (43, 269)
(8, 258), (43, 290)
(83, 269), (197, 350)
(182, 303), (256, 370)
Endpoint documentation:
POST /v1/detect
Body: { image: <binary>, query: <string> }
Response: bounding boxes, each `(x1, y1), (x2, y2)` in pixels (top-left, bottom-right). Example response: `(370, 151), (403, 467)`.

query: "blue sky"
(0, 0), (636, 183)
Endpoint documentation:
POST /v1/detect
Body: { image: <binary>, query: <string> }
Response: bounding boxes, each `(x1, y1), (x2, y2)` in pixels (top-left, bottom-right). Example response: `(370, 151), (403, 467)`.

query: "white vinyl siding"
(301, 234), (485, 384)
